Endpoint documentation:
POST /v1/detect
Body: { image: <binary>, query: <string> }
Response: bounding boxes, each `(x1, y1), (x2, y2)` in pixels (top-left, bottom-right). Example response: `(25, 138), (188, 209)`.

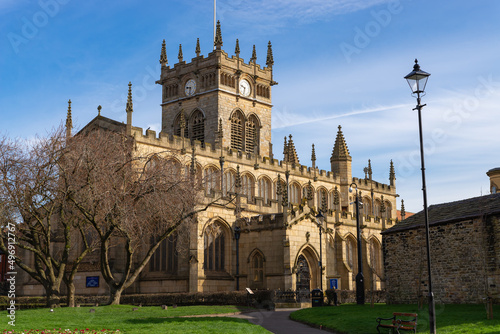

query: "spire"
(266, 41), (274, 67)
(235, 165), (242, 189)
(195, 38), (201, 57)
(333, 186), (340, 206)
(368, 159), (373, 180)
(126, 82), (133, 135)
(306, 180), (313, 200)
(321, 192), (328, 213)
(276, 174), (282, 196)
(380, 195), (386, 213)
(178, 44), (183, 62)
(286, 134), (300, 165)
(400, 199), (406, 220)
(160, 39), (168, 67)
(331, 125), (351, 161)
(235, 39), (240, 55)
(311, 144), (316, 162)
(214, 20), (223, 50)
(65, 99), (72, 138)
(282, 183), (288, 208)
(190, 146), (196, 177)
(126, 82), (133, 113)
(250, 45), (257, 63)
(389, 159), (396, 186)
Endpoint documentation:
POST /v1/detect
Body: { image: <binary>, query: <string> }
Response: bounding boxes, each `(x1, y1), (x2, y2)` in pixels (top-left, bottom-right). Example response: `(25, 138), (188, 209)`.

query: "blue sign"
(329, 278), (338, 289)
(86, 276), (99, 288)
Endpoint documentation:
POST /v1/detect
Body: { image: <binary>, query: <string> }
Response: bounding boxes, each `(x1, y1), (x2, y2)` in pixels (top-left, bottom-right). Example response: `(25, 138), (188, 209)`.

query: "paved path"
(229, 308), (331, 334)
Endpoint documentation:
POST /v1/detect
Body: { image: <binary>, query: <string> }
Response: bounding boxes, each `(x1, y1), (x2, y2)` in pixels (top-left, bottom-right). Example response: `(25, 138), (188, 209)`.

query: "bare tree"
(65, 129), (230, 305)
(0, 131), (95, 308)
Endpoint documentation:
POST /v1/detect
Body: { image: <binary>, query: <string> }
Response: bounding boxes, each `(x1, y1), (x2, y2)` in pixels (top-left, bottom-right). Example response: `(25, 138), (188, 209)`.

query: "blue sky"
(1, 0), (500, 213)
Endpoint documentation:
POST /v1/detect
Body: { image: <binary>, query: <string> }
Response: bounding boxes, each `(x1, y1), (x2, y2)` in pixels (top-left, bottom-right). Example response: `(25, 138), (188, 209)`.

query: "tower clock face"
(185, 79), (196, 96)
(239, 79), (251, 97)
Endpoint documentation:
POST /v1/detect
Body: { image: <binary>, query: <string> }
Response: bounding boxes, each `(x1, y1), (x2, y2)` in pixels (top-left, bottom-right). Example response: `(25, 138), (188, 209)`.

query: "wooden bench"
(376, 312), (417, 333)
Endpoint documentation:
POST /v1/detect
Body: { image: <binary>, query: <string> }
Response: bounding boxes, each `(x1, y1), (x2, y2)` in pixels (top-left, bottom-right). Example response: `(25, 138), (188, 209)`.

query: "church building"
(18, 22), (400, 297)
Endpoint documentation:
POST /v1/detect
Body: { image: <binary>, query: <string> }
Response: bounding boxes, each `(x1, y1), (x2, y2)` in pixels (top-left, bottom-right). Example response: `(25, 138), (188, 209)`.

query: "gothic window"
(204, 166), (219, 195)
(241, 174), (255, 201)
(203, 222), (226, 272)
(363, 197), (372, 217)
(150, 234), (178, 273)
(230, 111), (244, 151)
(251, 252), (264, 283)
(245, 115), (259, 154)
(370, 239), (382, 274)
(384, 201), (392, 220)
(173, 113), (188, 138)
(346, 237), (357, 273)
(223, 170), (236, 196)
(317, 188), (328, 211)
(374, 199), (382, 218)
(290, 183), (301, 205)
(258, 177), (272, 204)
(190, 110), (205, 143)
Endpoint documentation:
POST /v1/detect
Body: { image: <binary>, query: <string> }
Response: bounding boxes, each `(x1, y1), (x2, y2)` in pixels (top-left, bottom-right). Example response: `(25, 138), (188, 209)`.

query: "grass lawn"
(290, 303), (500, 334)
(1, 305), (271, 334)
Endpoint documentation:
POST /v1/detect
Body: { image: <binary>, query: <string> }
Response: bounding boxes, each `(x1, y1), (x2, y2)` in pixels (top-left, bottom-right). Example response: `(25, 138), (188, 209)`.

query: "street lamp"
(349, 182), (364, 305)
(315, 211), (325, 291)
(404, 59), (435, 334)
(234, 226), (241, 290)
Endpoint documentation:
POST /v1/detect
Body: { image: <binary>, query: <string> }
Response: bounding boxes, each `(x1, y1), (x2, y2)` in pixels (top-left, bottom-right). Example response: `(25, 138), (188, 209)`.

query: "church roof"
(331, 125), (351, 161)
(383, 193), (500, 234)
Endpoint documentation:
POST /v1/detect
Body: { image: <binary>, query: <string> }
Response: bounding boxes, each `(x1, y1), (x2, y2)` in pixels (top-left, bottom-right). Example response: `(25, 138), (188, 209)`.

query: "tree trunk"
(108, 286), (124, 305)
(46, 285), (61, 308)
(66, 281), (76, 307)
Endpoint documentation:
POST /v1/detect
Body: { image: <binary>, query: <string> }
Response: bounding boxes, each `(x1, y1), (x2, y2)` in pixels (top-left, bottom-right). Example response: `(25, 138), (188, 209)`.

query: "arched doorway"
(296, 254), (310, 291)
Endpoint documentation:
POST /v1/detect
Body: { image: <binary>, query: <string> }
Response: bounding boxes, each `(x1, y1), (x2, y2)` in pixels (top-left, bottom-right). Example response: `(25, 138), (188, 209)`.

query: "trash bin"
(311, 288), (324, 307)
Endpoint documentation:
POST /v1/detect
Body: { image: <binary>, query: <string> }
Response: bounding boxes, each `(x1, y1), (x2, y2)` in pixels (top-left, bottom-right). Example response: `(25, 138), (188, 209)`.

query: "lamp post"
(234, 226), (241, 290)
(349, 182), (364, 305)
(315, 211), (325, 291)
(404, 59), (435, 333)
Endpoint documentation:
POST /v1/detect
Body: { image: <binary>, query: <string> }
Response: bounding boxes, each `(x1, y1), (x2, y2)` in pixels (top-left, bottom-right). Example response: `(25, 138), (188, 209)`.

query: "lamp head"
(404, 59), (430, 95)
(315, 211), (325, 227)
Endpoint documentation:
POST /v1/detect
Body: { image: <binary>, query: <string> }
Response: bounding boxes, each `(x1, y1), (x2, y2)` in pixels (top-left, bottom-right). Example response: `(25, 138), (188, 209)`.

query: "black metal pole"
(355, 189), (365, 305)
(415, 96), (436, 333)
(234, 226), (240, 291)
(319, 226), (323, 291)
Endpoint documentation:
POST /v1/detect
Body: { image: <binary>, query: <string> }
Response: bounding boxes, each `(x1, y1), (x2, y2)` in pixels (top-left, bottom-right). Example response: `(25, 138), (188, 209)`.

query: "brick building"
(382, 186), (500, 304)
(18, 23), (399, 297)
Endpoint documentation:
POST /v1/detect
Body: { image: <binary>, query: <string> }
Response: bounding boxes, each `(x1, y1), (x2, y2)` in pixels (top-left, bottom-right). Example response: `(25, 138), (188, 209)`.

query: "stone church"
(18, 22), (400, 297)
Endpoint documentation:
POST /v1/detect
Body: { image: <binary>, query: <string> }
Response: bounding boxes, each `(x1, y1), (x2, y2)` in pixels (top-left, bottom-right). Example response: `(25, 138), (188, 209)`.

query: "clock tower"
(156, 21), (276, 157)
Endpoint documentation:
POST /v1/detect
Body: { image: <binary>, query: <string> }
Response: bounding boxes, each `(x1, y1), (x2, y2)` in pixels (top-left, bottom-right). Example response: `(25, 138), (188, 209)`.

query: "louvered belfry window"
(245, 116), (257, 153)
(230, 111), (244, 151)
(191, 110), (204, 143)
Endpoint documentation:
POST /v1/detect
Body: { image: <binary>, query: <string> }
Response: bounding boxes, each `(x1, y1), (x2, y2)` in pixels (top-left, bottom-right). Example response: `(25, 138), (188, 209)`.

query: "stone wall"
(383, 216), (500, 304)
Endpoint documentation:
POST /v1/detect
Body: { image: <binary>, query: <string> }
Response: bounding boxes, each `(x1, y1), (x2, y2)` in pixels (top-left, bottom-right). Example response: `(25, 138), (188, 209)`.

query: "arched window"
(173, 113), (188, 138)
(346, 237), (357, 273)
(190, 110), (205, 143)
(363, 197), (372, 217)
(317, 188), (328, 211)
(370, 239), (382, 275)
(204, 166), (219, 195)
(289, 183), (301, 205)
(251, 252), (264, 284)
(204, 222), (226, 271)
(241, 174), (255, 201)
(258, 177), (272, 204)
(230, 111), (244, 151)
(384, 201), (392, 220)
(150, 233), (178, 273)
(245, 115), (259, 154)
(223, 170), (236, 196)
(374, 199), (382, 218)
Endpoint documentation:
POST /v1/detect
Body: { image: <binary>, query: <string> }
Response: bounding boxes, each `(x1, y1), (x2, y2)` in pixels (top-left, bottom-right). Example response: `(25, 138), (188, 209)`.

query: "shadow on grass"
(125, 316), (248, 325)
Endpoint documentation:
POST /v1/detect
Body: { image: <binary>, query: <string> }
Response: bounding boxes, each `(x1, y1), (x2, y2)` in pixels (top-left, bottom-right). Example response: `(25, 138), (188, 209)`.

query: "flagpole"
(213, 0), (216, 50)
